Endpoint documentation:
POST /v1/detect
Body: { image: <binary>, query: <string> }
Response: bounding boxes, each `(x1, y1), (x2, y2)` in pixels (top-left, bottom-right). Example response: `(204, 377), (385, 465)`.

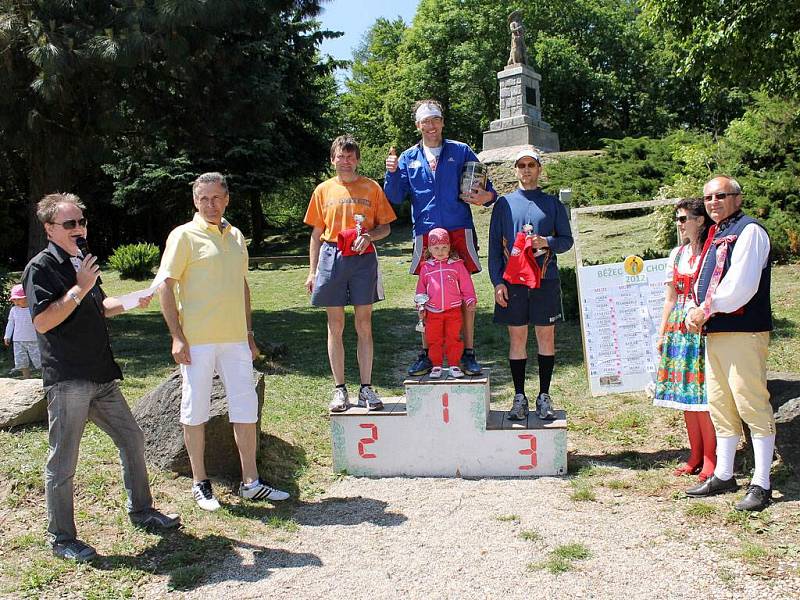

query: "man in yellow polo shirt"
(158, 172), (289, 511)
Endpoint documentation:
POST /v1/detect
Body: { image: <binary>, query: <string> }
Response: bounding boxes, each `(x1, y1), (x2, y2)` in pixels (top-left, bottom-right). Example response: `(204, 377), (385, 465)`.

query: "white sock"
(713, 435), (740, 481)
(750, 434), (775, 490)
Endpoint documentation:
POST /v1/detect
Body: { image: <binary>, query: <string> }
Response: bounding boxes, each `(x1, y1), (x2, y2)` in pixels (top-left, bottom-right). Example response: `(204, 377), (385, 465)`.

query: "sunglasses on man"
(703, 192), (739, 202)
(51, 218), (88, 230)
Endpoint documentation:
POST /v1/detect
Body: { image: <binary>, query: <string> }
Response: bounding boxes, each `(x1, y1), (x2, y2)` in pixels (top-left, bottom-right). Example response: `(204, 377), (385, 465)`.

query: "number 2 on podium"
(358, 423), (378, 459)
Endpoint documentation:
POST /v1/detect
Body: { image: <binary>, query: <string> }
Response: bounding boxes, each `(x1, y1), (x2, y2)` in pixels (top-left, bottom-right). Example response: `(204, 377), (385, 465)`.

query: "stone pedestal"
(482, 64), (560, 153)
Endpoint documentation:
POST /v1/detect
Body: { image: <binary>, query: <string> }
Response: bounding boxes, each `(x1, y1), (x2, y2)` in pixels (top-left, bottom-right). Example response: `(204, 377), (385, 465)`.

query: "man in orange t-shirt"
(304, 135), (396, 413)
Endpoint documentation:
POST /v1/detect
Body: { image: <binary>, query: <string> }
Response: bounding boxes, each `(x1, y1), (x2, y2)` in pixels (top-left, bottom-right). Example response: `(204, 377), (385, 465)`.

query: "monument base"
(482, 123), (560, 153)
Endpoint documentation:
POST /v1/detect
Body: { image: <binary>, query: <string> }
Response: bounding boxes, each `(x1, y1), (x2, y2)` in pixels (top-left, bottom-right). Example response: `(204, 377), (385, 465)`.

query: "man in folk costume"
(685, 176), (775, 511)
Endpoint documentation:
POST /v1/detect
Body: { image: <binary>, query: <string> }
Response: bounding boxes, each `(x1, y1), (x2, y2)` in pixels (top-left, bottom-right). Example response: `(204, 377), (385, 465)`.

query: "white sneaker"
(329, 387), (349, 412)
(192, 479), (220, 511)
(449, 366), (464, 378)
(357, 386), (384, 411)
(238, 478), (290, 502)
(536, 392), (555, 420)
(429, 366), (443, 379)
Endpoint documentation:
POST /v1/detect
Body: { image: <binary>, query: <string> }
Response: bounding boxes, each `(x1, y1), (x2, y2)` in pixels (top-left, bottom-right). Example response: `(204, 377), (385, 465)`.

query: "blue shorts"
(311, 242), (383, 307)
(493, 279), (563, 326)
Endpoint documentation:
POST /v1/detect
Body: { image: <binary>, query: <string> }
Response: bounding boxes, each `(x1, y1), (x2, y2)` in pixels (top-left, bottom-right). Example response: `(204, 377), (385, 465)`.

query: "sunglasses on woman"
(51, 218), (88, 230)
(674, 215), (698, 224)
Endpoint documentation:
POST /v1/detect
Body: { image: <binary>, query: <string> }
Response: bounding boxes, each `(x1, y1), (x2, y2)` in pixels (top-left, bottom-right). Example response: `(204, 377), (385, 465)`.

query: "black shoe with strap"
(734, 484), (772, 511)
(685, 475), (738, 498)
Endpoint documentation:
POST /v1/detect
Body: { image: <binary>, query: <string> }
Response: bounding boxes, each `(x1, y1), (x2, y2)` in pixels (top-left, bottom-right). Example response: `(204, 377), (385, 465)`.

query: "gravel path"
(168, 476), (799, 600)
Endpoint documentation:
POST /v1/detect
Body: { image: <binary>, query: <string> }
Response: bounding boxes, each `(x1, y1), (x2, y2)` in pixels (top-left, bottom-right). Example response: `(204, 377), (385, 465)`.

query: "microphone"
(75, 236), (102, 285)
(76, 236), (90, 256)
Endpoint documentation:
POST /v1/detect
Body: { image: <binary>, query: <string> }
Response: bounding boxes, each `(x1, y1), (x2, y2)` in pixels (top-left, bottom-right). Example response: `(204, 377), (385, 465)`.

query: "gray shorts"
(13, 340), (41, 370)
(311, 242), (383, 307)
(493, 279), (563, 326)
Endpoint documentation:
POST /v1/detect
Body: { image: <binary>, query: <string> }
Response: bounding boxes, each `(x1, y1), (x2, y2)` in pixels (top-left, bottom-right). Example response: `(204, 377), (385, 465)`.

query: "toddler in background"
(4, 284), (40, 378)
(415, 228), (477, 378)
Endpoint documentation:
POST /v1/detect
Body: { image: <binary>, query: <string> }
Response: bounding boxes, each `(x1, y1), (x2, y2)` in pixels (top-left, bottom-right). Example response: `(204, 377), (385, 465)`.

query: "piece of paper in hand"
(119, 287), (156, 311)
(118, 271), (169, 311)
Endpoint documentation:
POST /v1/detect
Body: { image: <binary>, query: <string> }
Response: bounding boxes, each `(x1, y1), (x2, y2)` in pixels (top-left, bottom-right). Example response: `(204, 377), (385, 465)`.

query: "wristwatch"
(67, 291), (81, 306)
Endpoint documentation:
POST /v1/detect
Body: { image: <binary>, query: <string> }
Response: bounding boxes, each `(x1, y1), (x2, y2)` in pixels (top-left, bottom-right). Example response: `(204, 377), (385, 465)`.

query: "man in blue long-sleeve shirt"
(385, 99), (496, 376)
(488, 148), (573, 420)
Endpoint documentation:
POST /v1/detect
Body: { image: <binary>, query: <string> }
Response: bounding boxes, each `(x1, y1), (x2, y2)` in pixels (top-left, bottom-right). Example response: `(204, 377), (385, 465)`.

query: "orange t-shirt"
(304, 176), (397, 242)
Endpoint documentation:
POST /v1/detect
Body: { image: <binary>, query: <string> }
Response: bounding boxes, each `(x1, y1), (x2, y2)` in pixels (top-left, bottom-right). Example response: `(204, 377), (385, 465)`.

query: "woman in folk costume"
(654, 198), (716, 480)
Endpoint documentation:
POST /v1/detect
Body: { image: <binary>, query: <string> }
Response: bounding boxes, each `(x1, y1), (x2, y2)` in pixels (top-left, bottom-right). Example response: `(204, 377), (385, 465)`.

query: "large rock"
(768, 371), (800, 477)
(0, 378), (46, 428)
(133, 368), (265, 478)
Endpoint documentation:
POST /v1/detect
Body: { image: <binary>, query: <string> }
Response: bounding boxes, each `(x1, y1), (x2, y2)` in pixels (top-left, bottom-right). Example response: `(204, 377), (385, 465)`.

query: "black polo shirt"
(22, 242), (122, 386)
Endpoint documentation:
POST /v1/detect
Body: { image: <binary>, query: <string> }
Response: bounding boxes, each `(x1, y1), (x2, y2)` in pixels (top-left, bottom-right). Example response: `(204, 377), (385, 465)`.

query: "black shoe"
(408, 351), (433, 376)
(734, 485), (772, 512)
(130, 508), (181, 531)
(460, 349), (482, 376)
(685, 475), (738, 498)
(52, 539), (97, 562)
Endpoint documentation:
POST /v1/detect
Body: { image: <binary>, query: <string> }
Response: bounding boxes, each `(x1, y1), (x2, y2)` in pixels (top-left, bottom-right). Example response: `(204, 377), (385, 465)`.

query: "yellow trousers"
(705, 331), (775, 438)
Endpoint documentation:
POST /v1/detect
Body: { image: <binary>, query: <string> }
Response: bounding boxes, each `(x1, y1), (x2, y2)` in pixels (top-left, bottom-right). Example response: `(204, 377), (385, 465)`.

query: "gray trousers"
(45, 380), (153, 544)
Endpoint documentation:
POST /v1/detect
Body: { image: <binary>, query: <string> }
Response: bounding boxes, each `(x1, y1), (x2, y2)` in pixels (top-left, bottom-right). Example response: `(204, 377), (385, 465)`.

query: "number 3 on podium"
(518, 434), (537, 470)
(358, 423), (378, 459)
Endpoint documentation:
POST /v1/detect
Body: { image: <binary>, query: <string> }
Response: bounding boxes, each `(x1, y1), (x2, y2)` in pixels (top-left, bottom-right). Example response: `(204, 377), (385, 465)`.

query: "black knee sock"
(360, 383), (371, 389)
(538, 354), (555, 394)
(509, 358), (527, 395)
(336, 383), (346, 390)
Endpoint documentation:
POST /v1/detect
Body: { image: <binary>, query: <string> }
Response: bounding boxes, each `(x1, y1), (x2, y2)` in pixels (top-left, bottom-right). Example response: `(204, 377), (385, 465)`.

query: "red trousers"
(424, 307), (463, 367)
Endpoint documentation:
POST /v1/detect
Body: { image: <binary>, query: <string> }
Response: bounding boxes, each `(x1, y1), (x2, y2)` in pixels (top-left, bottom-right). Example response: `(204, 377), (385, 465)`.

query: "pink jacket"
(416, 258), (477, 313)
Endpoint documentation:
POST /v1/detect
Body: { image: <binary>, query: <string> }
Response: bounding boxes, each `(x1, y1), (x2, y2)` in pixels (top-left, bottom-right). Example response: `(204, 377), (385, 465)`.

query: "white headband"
(415, 103), (443, 122)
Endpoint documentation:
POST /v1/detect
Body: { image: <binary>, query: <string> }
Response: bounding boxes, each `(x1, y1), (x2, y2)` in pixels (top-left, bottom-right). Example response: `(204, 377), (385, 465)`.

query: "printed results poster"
(578, 258), (670, 396)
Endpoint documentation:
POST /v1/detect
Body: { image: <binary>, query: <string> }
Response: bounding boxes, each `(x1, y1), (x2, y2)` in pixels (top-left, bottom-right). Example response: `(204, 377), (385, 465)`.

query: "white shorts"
(180, 342), (258, 426)
(14, 340), (41, 370)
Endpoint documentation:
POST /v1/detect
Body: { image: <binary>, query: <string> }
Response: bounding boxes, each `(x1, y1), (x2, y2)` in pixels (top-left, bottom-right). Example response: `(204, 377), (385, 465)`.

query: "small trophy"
(460, 161), (488, 196)
(353, 213), (365, 251)
(524, 223), (546, 256)
(414, 293), (429, 333)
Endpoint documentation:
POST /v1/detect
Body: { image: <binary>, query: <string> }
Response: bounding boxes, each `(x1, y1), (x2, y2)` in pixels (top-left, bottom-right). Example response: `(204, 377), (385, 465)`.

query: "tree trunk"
(248, 193), (265, 254)
(26, 133), (74, 260)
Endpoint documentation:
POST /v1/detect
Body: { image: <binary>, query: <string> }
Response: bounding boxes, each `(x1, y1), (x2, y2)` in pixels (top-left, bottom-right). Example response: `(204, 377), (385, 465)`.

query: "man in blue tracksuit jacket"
(488, 148), (573, 422)
(384, 99), (496, 376)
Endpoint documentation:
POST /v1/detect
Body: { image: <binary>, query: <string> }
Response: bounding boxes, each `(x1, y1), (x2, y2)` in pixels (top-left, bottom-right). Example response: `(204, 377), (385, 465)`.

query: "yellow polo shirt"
(159, 213), (249, 345)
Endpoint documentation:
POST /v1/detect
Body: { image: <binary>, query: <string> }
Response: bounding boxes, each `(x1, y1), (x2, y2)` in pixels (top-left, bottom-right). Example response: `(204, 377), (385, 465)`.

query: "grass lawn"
(1, 206), (799, 596)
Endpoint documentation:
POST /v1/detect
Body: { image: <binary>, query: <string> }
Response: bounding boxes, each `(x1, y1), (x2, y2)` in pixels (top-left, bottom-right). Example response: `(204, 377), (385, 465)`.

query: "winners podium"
(330, 371), (567, 477)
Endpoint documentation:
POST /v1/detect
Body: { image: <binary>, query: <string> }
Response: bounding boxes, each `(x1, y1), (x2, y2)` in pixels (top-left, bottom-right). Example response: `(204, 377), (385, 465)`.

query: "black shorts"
(493, 279), (563, 326)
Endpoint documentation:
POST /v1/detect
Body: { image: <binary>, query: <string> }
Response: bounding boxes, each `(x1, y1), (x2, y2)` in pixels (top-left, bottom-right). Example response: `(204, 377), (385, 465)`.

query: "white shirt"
(423, 144), (442, 175)
(4, 305), (37, 342)
(665, 244), (702, 284)
(692, 223), (771, 314)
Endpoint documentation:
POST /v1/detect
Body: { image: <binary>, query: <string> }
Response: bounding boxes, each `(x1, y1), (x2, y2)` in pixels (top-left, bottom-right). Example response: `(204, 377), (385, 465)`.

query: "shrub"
(108, 243), (160, 280)
(0, 269), (14, 316)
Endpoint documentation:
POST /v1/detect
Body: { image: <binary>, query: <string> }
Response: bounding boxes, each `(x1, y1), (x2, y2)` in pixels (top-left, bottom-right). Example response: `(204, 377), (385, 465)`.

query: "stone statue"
(507, 10), (527, 66)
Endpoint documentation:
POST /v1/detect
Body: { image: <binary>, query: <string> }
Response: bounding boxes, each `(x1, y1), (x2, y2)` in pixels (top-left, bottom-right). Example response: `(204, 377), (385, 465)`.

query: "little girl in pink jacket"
(415, 228), (477, 378)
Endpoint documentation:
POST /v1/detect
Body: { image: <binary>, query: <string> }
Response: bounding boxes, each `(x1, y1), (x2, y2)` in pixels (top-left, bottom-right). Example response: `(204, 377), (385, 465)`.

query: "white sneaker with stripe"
(238, 478), (290, 502)
(192, 479), (221, 511)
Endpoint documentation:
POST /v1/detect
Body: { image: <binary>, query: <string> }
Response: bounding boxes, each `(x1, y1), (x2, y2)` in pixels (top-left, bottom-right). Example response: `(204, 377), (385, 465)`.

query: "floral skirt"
(654, 302), (707, 410)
